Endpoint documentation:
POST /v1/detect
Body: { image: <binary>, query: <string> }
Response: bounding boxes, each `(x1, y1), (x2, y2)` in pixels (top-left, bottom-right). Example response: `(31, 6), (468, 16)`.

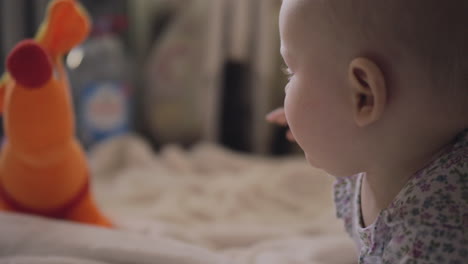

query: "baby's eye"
(281, 66), (294, 81)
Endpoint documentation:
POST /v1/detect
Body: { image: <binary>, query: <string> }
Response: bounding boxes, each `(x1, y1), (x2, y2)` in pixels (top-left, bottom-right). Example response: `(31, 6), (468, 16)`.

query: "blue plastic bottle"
(67, 16), (133, 149)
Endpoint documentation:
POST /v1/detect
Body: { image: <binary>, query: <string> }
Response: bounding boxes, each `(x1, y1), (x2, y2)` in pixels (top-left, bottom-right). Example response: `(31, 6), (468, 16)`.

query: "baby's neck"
(360, 167), (410, 227)
(360, 132), (458, 227)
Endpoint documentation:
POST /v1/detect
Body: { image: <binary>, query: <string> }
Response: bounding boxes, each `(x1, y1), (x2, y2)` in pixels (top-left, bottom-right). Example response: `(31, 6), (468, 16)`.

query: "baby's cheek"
(283, 92), (296, 126)
(284, 97), (307, 144)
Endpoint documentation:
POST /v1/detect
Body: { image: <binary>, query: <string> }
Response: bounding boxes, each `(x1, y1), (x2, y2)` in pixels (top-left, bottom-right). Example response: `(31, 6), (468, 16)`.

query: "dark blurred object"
(220, 61), (253, 152)
(219, 0), (253, 152)
(80, 0), (126, 17)
(220, 0), (292, 155)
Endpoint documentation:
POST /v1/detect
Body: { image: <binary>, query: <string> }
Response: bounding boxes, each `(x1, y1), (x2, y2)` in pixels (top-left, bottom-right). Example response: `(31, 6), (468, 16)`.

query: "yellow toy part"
(0, 0), (112, 228)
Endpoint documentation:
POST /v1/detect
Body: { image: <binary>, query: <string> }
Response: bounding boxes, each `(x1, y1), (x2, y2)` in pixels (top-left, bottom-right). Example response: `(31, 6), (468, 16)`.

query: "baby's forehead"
(280, 1), (328, 35)
(280, 0), (339, 52)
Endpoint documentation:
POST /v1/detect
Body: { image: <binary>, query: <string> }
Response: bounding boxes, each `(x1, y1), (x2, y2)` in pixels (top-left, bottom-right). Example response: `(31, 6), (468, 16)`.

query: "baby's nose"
(7, 40), (52, 89)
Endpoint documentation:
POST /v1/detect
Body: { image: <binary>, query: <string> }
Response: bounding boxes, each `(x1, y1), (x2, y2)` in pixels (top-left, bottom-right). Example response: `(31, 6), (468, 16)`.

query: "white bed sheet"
(0, 134), (357, 264)
(0, 212), (225, 264)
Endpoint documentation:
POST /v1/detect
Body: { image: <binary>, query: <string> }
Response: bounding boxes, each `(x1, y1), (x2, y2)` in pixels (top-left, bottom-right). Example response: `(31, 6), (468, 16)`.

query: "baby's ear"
(348, 57), (387, 127)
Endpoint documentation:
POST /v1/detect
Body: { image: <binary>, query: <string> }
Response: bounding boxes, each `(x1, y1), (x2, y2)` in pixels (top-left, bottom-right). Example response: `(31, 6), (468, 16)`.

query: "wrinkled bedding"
(0, 134), (356, 264)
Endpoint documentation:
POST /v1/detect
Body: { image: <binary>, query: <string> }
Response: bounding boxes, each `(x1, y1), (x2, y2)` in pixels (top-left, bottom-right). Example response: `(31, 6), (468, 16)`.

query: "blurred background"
(0, 3), (357, 261)
(0, 0), (299, 156)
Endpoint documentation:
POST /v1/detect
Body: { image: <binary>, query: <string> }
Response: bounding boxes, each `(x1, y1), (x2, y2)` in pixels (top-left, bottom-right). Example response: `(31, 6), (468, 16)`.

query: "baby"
(267, 0), (468, 262)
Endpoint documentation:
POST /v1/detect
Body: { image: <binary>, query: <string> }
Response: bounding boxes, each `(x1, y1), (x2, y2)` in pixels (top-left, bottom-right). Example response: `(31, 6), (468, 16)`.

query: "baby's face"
(280, 0), (359, 176)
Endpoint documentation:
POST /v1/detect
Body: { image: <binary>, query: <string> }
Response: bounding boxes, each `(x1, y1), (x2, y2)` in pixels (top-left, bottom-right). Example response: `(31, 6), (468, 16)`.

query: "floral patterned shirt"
(334, 130), (468, 264)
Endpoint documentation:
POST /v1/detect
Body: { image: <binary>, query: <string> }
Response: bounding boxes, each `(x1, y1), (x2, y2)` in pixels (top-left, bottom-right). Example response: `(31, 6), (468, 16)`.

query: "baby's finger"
(266, 108), (288, 125)
(286, 130), (296, 142)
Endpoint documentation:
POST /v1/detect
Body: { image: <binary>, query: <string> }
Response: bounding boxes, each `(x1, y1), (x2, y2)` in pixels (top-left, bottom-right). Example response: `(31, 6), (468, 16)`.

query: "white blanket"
(0, 213), (225, 264)
(0, 134), (357, 263)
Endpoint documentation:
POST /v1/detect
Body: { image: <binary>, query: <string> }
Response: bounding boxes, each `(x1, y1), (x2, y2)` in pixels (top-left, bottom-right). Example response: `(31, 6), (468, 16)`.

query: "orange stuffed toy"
(0, 0), (112, 227)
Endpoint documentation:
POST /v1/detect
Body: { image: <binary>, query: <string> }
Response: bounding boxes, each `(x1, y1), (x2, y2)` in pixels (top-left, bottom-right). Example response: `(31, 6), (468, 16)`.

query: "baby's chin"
(304, 153), (319, 168)
(305, 153), (354, 178)
(304, 153), (327, 173)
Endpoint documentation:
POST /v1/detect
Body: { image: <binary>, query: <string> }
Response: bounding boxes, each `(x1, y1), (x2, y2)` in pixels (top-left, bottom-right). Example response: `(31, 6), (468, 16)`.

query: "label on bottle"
(78, 81), (131, 147)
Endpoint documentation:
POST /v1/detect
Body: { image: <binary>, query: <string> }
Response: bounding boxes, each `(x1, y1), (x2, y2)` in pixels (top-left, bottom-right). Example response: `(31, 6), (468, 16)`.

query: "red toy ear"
(7, 40), (53, 88)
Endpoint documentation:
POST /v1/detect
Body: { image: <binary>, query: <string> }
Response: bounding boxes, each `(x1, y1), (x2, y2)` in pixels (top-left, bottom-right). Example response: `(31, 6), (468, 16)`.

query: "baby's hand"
(266, 108), (295, 142)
